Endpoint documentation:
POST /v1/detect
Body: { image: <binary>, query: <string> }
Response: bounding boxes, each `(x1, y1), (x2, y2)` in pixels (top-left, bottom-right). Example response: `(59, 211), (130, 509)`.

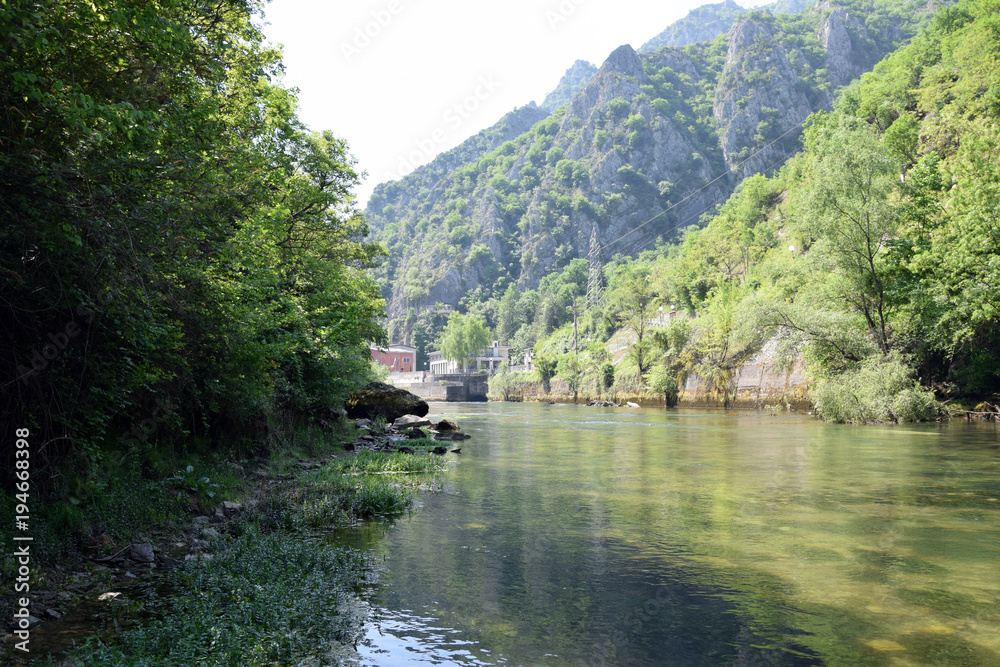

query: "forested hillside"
(1, 0), (384, 477)
(367, 0), (945, 357)
(522, 0), (1000, 420)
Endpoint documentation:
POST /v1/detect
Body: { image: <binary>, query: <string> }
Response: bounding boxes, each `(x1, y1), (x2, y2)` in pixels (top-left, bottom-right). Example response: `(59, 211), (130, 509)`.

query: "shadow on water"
(343, 403), (1000, 666)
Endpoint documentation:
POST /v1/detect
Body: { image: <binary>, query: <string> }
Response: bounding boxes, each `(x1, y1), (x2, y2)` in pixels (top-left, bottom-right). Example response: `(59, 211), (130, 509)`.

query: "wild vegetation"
(1, 0), (386, 481)
(410, 0), (998, 421)
(29, 449), (446, 665)
(528, 0), (999, 419)
(367, 0), (944, 353)
(0, 0), (397, 652)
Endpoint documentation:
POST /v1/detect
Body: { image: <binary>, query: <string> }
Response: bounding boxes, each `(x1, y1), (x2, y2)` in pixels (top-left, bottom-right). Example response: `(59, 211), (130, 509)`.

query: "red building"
(370, 344), (416, 373)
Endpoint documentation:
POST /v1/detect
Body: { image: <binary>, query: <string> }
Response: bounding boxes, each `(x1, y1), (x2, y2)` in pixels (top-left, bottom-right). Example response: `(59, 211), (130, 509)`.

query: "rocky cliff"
(639, 0), (818, 53)
(640, 0), (747, 52)
(366, 0), (942, 327)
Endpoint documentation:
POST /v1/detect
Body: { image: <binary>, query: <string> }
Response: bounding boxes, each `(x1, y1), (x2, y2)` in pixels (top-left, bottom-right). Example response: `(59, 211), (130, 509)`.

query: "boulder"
(393, 414), (432, 429)
(433, 419), (460, 431)
(128, 543), (155, 563)
(345, 382), (429, 421)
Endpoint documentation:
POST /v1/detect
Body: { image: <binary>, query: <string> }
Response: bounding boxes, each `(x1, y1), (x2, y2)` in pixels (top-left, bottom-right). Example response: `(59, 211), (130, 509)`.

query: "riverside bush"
(487, 364), (534, 401)
(811, 355), (943, 423)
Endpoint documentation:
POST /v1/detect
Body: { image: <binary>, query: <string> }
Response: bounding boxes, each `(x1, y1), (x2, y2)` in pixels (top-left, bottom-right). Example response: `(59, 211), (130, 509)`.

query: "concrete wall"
(491, 337), (813, 410)
(679, 338), (811, 409)
(387, 372), (489, 402)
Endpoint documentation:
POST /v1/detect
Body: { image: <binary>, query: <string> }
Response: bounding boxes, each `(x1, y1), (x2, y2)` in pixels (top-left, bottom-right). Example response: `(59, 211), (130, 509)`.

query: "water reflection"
(358, 609), (495, 666)
(351, 404), (1000, 666)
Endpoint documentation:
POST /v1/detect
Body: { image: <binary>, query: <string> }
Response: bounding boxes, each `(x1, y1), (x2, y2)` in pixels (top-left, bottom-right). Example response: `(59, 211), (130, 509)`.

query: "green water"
(351, 403), (1000, 666)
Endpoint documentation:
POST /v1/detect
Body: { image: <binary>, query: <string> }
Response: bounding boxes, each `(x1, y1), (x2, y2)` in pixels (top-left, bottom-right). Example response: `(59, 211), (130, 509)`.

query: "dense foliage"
(0, 0), (385, 479)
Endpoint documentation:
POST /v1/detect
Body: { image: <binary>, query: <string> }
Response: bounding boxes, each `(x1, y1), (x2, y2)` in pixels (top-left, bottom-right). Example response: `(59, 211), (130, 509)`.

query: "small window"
(403, 357), (410, 363)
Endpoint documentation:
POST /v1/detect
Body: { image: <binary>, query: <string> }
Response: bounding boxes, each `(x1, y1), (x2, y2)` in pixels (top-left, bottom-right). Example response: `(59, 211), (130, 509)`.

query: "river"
(340, 402), (1000, 666)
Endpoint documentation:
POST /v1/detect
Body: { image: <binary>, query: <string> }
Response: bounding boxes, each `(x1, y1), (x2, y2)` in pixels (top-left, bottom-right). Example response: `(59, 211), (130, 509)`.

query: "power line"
(627, 147), (799, 258)
(581, 147), (797, 317)
(599, 122), (805, 253)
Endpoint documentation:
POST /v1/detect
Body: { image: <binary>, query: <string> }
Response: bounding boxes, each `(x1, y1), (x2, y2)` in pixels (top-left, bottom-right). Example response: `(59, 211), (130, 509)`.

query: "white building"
(429, 340), (511, 375)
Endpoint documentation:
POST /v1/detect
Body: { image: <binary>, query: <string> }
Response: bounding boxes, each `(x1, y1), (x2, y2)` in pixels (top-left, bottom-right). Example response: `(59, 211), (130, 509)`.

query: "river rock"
(129, 543), (155, 563)
(345, 382), (429, 421)
(156, 554), (184, 569)
(626, 402), (640, 408)
(434, 419), (460, 431)
(433, 431), (470, 442)
(394, 414), (432, 429)
(431, 446), (449, 455)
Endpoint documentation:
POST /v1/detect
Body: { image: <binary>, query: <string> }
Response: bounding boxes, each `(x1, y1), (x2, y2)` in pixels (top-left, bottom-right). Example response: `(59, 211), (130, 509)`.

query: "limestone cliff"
(365, 0), (942, 326)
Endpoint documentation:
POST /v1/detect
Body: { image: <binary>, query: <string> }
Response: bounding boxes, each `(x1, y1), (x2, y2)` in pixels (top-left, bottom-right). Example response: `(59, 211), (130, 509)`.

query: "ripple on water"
(356, 609), (496, 666)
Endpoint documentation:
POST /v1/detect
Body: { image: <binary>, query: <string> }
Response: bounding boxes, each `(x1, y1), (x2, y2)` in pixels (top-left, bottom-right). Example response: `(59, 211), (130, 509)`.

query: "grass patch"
(236, 451), (448, 532)
(289, 451), (447, 527)
(58, 528), (371, 666)
(322, 448), (448, 475)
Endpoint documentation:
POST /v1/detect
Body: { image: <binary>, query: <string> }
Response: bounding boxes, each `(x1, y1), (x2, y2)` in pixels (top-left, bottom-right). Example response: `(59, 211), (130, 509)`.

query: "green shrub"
(811, 355), (943, 423)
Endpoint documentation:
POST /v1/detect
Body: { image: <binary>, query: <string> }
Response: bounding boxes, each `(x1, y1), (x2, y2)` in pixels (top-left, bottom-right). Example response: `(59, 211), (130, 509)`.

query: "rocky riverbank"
(1, 383), (461, 665)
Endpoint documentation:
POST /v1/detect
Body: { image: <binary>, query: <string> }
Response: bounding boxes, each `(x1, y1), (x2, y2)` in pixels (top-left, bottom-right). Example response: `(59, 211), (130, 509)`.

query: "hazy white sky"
(261, 0), (718, 206)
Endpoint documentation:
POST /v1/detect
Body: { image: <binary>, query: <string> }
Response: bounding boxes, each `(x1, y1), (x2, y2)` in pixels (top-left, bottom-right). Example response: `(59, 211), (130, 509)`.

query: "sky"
(260, 0), (725, 207)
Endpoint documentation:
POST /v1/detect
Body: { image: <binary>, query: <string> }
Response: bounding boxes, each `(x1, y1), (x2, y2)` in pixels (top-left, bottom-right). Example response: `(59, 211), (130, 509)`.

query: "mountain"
(540, 60), (599, 112)
(639, 0), (815, 53)
(640, 0), (747, 52)
(365, 0), (944, 331)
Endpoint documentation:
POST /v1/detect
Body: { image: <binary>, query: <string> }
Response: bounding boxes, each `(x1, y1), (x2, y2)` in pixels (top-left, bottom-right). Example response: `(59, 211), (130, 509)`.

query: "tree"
(0, 0), (386, 468)
(556, 353), (583, 403)
(486, 362), (531, 402)
(496, 283), (521, 343)
(602, 363), (615, 396)
(800, 114), (902, 353)
(647, 365), (680, 408)
(439, 313), (491, 372)
(533, 352), (558, 394)
(607, 263), (656, 375)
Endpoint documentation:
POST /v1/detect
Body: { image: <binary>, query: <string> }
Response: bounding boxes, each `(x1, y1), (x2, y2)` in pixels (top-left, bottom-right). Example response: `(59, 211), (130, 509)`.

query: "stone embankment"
(386, 372), (488, 402)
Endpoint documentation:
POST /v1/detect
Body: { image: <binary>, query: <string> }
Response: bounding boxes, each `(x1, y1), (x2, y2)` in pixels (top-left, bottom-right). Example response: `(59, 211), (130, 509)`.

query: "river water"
(346, 403), (1000, 666)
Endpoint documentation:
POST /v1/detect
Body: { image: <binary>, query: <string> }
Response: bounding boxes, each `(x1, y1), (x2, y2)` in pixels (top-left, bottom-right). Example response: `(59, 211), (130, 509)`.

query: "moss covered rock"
(345, 382), (429, 421)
